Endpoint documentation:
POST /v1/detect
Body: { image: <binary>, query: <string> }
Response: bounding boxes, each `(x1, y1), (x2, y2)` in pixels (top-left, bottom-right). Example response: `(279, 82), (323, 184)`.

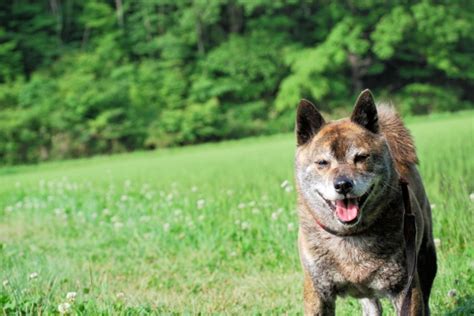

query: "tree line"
(0, 0), (472, 164)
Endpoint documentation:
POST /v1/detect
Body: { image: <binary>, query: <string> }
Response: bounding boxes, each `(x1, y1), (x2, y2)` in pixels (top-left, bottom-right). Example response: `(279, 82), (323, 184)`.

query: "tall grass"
(0, 111), (473, 314)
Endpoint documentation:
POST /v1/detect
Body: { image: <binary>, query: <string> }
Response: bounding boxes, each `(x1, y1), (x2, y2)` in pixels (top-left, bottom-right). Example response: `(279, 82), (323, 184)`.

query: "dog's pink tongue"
(335, 199), (359, 222)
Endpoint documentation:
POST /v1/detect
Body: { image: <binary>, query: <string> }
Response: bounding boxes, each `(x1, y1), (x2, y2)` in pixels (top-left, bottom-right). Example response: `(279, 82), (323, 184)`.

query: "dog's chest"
(304, 235), (407, 297)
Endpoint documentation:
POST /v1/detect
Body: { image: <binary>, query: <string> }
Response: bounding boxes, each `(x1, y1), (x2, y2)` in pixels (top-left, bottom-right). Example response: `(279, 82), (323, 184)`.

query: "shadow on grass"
(446, 295), (474, 315)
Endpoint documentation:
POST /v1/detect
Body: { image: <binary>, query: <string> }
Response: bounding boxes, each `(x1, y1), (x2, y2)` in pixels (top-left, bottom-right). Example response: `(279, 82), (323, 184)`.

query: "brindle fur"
(295, 90), (437, 315)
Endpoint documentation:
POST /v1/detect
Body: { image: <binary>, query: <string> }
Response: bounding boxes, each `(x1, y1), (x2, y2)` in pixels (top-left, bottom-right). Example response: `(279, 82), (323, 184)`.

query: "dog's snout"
(334, 177), (354, 194)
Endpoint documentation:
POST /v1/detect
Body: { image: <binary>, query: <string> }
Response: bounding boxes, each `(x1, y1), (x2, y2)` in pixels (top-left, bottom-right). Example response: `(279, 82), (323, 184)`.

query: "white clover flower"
(430, 204), (436, 209)
(2, 279), (9, 287)
(58, 302), (71, 314)
(163, 223), (170, 232)
(120, 195), (129, 202)
(197, 199), (205, 209)
(29, 272), (38, 280)
(287, 223), (295, 231)
(447, 289), (457, 297)
(470, 193), (474, 201)
(271, 212), (279, 221)
(103, 208), (111, 216)
(434, 238), (441, 247)
(66, 291), (77, 302)
(238, 203), (246, 209)
(241, 221), (250, 230)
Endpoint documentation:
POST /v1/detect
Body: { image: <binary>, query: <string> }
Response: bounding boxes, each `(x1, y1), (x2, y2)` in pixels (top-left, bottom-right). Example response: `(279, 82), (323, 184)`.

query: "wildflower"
(241, 221), (250, 230)
(251, 208), (260, 214)
(116, 292), (125, 299)
(470, 193), (474, 201)
(287, 223), (295, 231)
(271, 212), (279, 221)
(229, 251), (237, 257)
(29, 272), (38, 280)
(197, 199), (205, 209)
(66, 292), (77, 302)
(120, 195), (128, 202)
(2, 280), (9, 287)
(238, 203), (246, 209)
(163, 223), (170, 232)
(434, 238), (441, 247)
(447, 289), (457, 298)
(58, 302), (71, 314)
(103, 208), (111, 216)
(430, 204), (436, 209)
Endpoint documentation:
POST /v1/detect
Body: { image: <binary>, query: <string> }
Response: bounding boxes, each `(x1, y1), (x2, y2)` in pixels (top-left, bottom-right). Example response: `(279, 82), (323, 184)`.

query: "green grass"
(1, 111), (473, 315)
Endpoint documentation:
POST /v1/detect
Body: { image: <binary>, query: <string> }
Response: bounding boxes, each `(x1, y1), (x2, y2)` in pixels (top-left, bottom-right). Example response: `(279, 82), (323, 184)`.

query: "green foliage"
(0, 0), (472, 164)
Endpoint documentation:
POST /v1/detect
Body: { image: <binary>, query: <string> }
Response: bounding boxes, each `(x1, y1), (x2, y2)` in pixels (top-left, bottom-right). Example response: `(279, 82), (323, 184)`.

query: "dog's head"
(295, 90), (396, 234)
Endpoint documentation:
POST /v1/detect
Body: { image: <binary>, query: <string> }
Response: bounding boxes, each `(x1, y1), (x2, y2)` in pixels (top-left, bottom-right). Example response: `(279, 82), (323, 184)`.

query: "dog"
(295, 90), (437, 315)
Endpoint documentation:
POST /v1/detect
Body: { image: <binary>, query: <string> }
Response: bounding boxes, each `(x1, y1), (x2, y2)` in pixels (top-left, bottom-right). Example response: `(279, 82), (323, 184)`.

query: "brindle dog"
(295, 90), (437, 315)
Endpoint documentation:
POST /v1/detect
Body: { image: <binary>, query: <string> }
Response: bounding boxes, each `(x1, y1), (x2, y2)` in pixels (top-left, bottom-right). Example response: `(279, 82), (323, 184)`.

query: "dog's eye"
(316, 160), (329, 167)
(354, 154), (370, 164)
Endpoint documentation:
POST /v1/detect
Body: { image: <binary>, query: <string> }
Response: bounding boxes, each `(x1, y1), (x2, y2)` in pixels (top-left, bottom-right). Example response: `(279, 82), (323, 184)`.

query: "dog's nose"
(334, 177), (354, 194)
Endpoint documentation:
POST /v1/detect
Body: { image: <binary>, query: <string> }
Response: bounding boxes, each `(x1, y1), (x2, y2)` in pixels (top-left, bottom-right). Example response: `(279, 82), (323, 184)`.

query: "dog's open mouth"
(317, 187), (372, 225)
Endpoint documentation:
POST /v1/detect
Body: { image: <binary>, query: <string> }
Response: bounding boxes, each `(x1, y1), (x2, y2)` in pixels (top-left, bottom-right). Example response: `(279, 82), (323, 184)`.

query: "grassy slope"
(0, 111), (473, 314)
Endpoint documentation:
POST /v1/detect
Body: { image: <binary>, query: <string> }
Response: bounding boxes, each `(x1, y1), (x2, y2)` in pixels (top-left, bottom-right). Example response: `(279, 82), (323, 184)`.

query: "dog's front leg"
(391, 273), (425, 316)
(303, 272), (335, 316)
(360, 298), (382, 316)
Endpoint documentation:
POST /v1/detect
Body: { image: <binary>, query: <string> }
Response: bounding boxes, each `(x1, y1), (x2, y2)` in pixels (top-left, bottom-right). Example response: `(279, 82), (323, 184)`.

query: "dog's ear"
(351, 89), (378, 133)
(296, 99), (325, 146)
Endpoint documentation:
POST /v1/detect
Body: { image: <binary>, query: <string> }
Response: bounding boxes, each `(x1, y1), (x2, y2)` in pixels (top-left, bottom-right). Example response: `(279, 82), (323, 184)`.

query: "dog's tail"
(377, 105), (418, 177)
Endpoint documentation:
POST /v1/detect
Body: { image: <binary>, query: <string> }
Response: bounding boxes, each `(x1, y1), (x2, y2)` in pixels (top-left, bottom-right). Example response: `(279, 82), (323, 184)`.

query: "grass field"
(1, 111), (473, 315)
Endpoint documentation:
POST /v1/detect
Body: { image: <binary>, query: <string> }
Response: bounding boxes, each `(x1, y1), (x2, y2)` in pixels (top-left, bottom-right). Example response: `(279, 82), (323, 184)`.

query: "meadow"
(1, 111), (473, 315)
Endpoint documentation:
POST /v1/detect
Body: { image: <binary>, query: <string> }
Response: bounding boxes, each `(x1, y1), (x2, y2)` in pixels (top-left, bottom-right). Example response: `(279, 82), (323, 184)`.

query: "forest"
(0, 0), (472, 164)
